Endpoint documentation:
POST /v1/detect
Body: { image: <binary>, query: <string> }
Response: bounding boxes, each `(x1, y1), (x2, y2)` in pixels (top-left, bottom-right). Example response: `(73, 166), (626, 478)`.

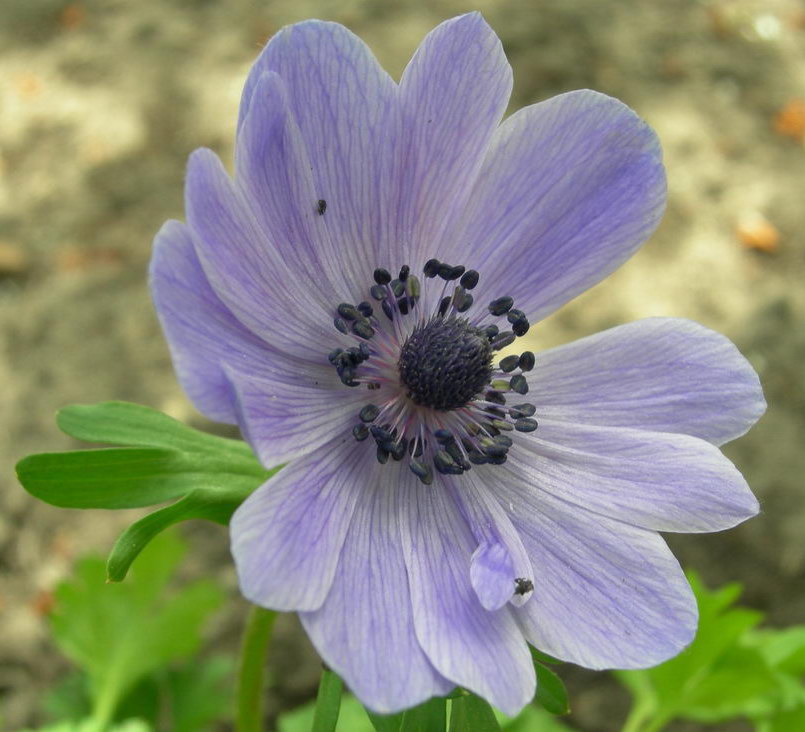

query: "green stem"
(311, 668), (344, 732)
(236, 605), (277, 732)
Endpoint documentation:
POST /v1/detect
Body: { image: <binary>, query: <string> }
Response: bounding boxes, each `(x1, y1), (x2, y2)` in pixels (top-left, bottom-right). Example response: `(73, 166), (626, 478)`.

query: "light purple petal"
(238, 20), (397, 282)
(484, 466), (697, 668)
(300, 473), (453, 714)
(400, 472), (535, 715)
(530, 317), (765, 445)
(150, 220), (274, 423)
(394, 12), (513, 266)
(509, 420), (758, 533)
(449, 90), (665, 322)
(230, 440), (368, 611)
(185, 148), (343, 364)
(237, 71), (368, 295)
(457, 475), (534, 611)
(225, 364), (366, 467)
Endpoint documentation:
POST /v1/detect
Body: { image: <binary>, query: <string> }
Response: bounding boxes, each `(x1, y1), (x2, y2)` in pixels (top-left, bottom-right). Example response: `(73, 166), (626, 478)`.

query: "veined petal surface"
(400, 473), (535, 715)
(238, 21), (397, 284)
(300, 475), (453, 714)
(225, 364), (366, 467)
(394, 12), (512, 266)
(150, 220), (274, 423)
(451, 90), (666, 322)
(484, 464), (698, 668)
(186, 148), (339, 364)
(509, 421), (758, 533)
(529, 317), (766, 445)
(230, 440), (369, 611)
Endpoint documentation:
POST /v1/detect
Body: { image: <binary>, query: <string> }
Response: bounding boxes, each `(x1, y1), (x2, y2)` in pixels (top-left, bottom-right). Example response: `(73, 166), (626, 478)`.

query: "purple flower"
(149, 13), (764, 715)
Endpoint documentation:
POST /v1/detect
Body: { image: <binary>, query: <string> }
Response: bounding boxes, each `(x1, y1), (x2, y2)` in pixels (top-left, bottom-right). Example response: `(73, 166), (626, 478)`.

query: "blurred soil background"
(1, 0), (804, 730)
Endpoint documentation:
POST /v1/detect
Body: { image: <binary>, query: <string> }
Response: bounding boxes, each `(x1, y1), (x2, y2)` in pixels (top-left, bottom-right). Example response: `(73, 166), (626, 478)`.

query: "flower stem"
(311, 668), (344, 732)
(236, 605), (277, 732)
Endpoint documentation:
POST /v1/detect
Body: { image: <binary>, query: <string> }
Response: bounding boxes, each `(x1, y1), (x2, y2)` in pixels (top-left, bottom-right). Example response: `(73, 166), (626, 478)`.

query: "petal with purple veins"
(230, 439), (369, 612)
(528, 317), (766, 445)
(237, 72), (369, 296)
(150, 220), (276, 423)
(450, 90), (666, 322)
(399, 473), (535, 715)
(225, 363), (368, 468)
(485, 466), (698, 669)
(185, 148), (340, 363)
(300, 472), (453, 714)
(394, 12), (513, 266)
(454, 475), (534, 611)
(508, 420), (759, 533)
(238, 20), (397, 280)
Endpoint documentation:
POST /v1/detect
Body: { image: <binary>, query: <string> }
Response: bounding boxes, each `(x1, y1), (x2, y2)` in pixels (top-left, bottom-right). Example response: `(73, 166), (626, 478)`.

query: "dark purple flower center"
(326, 259), (539, 485)
(398, 318), (493, 411)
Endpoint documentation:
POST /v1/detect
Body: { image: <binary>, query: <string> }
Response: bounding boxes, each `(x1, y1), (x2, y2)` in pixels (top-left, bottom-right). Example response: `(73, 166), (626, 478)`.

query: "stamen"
(327, 258), (540, 481)
(509, 374), (529, 395)
(460, 269), (479, 290)
(423, 259), (441, 278)
(499, 355), (520, 373)
(337, 303), (361, 320)
(489, 296), (514, 316)
(374, 268), (392, 285)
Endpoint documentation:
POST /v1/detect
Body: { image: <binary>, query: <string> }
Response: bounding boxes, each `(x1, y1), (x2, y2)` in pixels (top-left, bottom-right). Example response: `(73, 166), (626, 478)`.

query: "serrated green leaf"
(49, 532), (223, 728)
(494, 704), (570, 731)
(680, 646), (778, 722)
(165, 656), (234, 732)
(278, 695), (375, 732)
(751, 627), (805, 675)
(615, 572), (767, 728)
(449, 694), (501, 731)
(759, 703), (805, 732)
(534, 663), (569, 716)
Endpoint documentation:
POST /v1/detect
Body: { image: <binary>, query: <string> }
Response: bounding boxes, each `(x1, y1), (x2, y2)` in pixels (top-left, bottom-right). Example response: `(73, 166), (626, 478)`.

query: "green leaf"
(312, 669), (344, 732)
(278, 695), (376, 732)
(17, 401), (277, 578)
(106, 489), (238, 582)
(534, 663), (569, 716)
(49, 531), (224, 728)
(366, 710), (404, 732)
(494, 705), (570, 731)
(449, 694), (501, 731)
(760, 703), (805, 732)
(681, 645), (778, 721)
(400, 698), (447, 732)
(17, 447), (188, 508)
(529, 647), (563, 666)
(751, 626), (805, 675)
(615, 572), (767, 728)
(165, 656), (235, 732)
(57, 401), (254, 458)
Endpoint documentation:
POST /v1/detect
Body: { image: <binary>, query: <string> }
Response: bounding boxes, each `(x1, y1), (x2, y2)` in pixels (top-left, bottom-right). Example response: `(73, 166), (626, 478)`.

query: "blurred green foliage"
(21, 532), (230, 732)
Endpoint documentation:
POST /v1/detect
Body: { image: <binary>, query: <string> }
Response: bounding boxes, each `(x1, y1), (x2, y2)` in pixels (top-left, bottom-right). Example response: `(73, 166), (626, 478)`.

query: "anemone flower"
(150, 12), (765, 716)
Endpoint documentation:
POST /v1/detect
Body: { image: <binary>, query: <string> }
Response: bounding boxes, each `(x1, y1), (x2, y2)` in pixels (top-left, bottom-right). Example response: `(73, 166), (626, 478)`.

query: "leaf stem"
(311, 668), (344, 732)
(236, 605), (277, 732)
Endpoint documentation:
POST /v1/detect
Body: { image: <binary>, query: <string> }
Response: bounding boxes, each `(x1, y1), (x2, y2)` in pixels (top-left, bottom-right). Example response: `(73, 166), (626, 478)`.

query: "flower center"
(398, 318), (492, 411)
(326, 259), (538, 485)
